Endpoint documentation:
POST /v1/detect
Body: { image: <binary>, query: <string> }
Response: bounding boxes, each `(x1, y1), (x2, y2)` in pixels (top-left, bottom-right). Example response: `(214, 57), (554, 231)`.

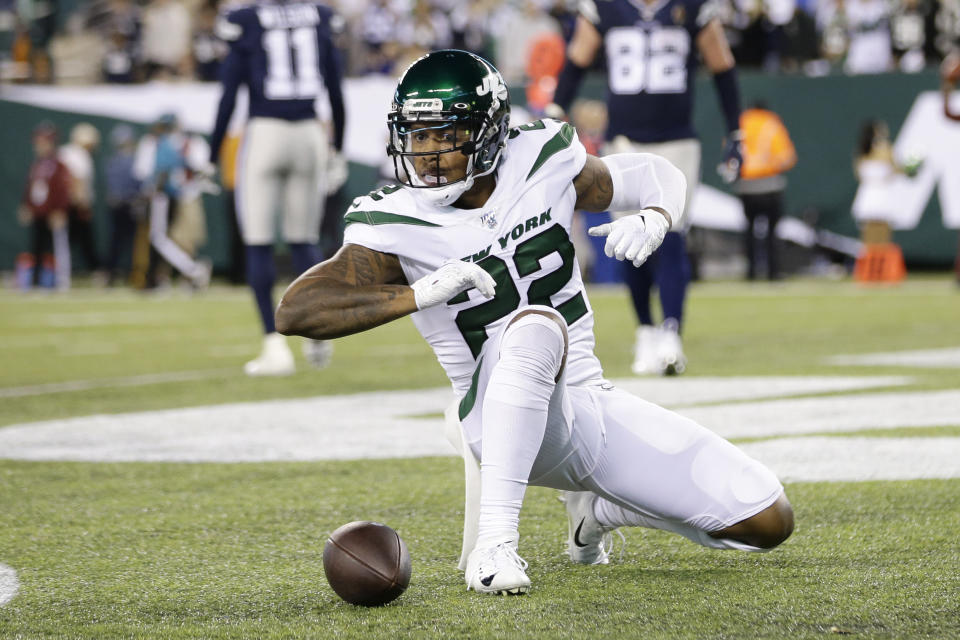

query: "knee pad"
(487, 313), (567, 407)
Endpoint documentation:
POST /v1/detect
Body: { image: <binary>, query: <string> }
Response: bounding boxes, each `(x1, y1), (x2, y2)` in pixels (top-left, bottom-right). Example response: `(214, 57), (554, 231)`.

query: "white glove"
(587, 210), (670, 267)
(411, 259), (496, 310)
(326, 150), (349, 195)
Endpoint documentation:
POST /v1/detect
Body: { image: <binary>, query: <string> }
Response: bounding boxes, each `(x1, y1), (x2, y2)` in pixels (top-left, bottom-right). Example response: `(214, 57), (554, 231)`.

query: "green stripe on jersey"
(526, 122), (575, 181)
(343, 211), (440, 228)
(458, 357), (484, 421)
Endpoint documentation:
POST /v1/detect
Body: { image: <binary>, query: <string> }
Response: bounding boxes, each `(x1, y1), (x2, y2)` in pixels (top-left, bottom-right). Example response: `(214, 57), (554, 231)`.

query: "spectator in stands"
(735, 100), (797, 280)
(359, 0), (405, 74)
(402, 0), (453, 56)
(192, 1), (226, 82)
(839, 0), (893, 73)
(102, 29), (137, 83)
(27, 0), (57, 82)
(141, 0), (191, 80)
(105, 0), (142, 42)
(0, 0), (16, 71)
(890, 0), (933, 71)
(18, 123), (71, 289)
(493, 0), (562, 85)
(59, 123), (103, 284)
(104, 124), (142, 286)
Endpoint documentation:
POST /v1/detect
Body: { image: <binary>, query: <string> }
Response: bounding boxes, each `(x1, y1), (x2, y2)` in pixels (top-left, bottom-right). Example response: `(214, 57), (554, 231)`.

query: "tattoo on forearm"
(276, 244), (414, 339)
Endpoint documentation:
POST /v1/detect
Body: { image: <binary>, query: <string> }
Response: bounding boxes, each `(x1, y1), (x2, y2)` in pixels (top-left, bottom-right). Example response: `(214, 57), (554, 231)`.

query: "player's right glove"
(717, 130), (744, 184)
(588, 210), (670, 267)
(411, 259), (496, 310)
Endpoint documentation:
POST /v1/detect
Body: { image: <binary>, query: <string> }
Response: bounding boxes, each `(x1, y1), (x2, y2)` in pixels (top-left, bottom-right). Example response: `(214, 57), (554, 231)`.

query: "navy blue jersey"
(582, 0), (718, 143)
(209, 1), (345, 162)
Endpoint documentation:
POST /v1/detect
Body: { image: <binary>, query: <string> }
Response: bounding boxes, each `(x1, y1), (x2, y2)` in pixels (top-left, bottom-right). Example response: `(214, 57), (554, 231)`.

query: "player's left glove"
(717, 130), (743, 184)
(587, 210), (670, 267)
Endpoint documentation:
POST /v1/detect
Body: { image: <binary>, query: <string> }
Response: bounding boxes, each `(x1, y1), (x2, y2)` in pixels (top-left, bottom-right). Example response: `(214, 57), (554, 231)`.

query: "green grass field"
(1, 278), (959, 639)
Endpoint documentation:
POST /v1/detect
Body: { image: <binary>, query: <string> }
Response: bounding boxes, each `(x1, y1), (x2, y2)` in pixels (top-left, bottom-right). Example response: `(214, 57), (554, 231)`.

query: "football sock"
(288, 242), (321, 276)
(245, 244), (276, 334)
(592, 497), (764, 552)
(623, 254), (656, 326)
(656, 232), (690, 327)
(476, 315), (565, 548)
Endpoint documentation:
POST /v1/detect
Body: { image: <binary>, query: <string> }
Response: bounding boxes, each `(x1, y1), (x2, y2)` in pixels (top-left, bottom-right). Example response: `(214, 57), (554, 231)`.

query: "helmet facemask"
(388, 104), (507, 206)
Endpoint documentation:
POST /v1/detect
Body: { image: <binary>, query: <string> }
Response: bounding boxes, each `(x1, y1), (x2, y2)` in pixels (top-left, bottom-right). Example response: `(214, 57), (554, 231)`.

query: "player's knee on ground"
(711, 494), (794, 549)
(489, 311), (568, 405)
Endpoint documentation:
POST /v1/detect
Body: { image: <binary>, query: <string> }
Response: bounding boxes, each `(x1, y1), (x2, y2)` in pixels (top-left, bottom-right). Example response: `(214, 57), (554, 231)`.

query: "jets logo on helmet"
(387, 49), (511, 207)
(475, 74), (507, 101)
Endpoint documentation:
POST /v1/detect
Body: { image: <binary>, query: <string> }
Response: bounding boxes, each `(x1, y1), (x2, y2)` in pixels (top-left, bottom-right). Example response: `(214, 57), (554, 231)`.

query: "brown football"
(322, 521), (411, 606)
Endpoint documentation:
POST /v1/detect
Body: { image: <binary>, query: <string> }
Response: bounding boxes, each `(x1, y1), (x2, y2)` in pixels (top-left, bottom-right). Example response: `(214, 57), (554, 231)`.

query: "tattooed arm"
(275, 244), (416, 340)
(573, 155), (615, 212)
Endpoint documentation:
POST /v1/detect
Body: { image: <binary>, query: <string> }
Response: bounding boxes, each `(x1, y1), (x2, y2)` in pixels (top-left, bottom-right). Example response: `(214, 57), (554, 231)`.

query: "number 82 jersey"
(342, 119), (605, 395)
(583, 0), (721, 143)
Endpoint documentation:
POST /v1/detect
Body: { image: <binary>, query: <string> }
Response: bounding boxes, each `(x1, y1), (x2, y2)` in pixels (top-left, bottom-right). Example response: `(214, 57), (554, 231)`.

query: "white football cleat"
(244, 332), (295, 377)
(562, 491), (612, 565)
(465, 542), (531, 595)
(302, 339), (333, 369)
(631, 325), (662, 375)
(657, 319), (687, 376)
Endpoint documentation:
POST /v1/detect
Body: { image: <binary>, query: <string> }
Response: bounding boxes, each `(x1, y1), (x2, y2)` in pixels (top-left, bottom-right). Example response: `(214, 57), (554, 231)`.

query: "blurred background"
(1, 0), (959, 291)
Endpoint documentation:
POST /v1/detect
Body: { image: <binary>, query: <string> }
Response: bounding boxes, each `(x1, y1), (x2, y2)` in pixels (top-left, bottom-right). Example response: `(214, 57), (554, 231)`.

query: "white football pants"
(236, 117), (327, 245)
(459, 305), (783, 551)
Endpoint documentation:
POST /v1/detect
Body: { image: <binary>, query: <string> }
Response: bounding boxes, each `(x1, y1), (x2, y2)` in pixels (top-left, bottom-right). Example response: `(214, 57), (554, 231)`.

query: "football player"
(210, 0), (346, 376)
(276, 51), (793, 595)
(547, 0), (745, 376)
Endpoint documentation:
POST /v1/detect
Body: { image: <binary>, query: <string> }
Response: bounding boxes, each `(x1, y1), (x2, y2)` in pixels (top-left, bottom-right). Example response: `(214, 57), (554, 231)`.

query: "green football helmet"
(387, 49), (511, 206)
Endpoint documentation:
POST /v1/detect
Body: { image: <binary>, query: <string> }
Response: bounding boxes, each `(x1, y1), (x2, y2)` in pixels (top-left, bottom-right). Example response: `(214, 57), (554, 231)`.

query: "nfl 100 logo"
(479, 210), (498, 229)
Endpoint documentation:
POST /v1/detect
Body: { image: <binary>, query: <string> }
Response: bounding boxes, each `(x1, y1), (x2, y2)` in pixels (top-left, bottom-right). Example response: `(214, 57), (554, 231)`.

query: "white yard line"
(1, 379), (958, 483)
(0, 564), (18, 606)
(741, 437), (960, 482)
(827, 347), (960, 368)
(610, 376), (909, 408)
(678, 389), (960, 439)
(0, 369), (236, 399)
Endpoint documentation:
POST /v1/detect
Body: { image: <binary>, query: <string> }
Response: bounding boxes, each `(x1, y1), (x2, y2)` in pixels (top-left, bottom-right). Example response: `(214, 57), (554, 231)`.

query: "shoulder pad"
(506, 118), (583, 183)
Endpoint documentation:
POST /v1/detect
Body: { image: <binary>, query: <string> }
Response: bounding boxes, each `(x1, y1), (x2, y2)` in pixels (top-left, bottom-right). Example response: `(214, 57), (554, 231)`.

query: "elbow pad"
(600, 153), (687, 229)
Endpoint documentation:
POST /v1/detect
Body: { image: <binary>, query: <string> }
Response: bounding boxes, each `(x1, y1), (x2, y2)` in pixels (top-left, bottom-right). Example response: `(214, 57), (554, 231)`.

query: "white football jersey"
(342, 119), (605, 394)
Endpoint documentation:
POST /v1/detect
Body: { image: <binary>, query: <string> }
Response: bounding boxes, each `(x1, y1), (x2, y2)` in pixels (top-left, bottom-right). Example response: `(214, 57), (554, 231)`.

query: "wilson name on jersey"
(342, 119), (605, 394)
(582, 0), (720, 143)
(215, 1), (341, 119)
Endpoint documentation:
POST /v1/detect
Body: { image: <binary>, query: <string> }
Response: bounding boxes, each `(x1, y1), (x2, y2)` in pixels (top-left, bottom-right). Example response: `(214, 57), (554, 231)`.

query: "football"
(322, 521), (411, 606)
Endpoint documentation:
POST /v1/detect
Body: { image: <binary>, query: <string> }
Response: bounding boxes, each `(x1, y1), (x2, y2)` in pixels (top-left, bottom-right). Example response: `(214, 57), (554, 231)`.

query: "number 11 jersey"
(342, 119), (605, 395)
(215, 1), (342, 122)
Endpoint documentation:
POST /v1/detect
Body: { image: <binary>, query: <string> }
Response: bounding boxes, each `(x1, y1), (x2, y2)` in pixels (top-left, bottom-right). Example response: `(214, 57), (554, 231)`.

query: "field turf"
(1, 278), (959, 639)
